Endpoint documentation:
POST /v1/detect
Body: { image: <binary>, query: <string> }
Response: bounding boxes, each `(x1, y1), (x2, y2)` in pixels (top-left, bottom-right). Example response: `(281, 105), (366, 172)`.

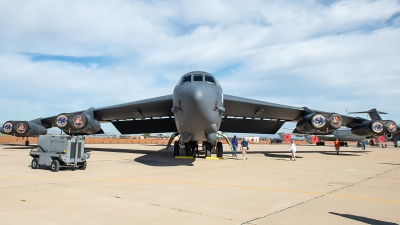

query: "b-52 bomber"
(1, 71), (399, 157)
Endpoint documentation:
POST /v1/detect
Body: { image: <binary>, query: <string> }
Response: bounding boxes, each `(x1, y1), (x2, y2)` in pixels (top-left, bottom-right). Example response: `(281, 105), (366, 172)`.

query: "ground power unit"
(30, 135), (89, 172)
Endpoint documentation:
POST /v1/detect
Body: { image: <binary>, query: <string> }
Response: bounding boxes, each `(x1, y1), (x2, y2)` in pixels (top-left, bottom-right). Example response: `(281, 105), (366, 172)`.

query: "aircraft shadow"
(85, 147), (195, 167)
(247, 150), (369, 158)
(379, 163), (400, 166)
(329, 212), (398, 225)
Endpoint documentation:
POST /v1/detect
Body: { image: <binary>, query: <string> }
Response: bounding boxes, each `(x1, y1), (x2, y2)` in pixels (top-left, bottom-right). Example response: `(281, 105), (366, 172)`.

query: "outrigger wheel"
(25, 141), (29, 146)
(216, 142), (223, 157)
(174, 141), (180, 157)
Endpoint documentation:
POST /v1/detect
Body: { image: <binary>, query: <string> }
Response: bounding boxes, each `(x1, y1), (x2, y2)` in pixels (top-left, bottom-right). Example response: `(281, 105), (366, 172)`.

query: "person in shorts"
(290, 140), (296, 161)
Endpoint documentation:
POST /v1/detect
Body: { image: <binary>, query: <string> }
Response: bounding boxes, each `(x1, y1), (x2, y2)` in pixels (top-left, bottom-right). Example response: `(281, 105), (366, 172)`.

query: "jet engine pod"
(351, 120), (397, 137)
(384, 120), (397, 133)
(55, 113), (101, 134)
(2, 121), (47, 136)
(296, 113), (342, 134)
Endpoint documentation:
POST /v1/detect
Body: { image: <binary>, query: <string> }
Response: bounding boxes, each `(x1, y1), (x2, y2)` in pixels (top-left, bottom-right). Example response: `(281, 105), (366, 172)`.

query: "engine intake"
(2, 121), (47, 136)
(296, 113), (342, 134)
(55, 113), (100, 134)
(351, 120), (397, 137)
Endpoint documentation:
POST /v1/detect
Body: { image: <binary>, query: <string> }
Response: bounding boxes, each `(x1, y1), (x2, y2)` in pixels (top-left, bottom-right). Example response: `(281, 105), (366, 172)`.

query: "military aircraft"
(1, 72), (398, 157)
(285, 109), (400, 147)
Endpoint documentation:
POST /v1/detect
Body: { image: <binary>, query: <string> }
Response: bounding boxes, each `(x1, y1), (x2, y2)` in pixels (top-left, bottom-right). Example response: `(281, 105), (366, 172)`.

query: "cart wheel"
(31, 158), (39, 169)
(79, 161), (87, 170)
(50, 160), (60, 172)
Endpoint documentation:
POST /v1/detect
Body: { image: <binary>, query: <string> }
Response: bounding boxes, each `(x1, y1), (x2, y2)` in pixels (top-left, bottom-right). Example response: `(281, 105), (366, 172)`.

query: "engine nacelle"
(55, 113), (101, 134)
(296, 113), (342, 134)
(2, 121), (47, 136)
(351, 120), (397, 137)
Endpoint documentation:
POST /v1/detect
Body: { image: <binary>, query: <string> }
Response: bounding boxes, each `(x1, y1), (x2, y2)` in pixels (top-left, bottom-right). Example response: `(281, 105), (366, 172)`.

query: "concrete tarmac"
(0, 143), (399, 225)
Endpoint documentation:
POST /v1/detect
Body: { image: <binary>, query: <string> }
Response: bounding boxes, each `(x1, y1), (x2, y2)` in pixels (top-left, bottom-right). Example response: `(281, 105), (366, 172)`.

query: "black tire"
(79, 161), (87, 170)
(31, 158), (39, 169)
(322, 142), (325, 146)
(185, 142), (192, 156)
(174, 141), (180, 157)
(50, 160), (60, 172)
(217, 142), (223, 157)
(25, 141), (29, 146)
(205, 142), (212, 157)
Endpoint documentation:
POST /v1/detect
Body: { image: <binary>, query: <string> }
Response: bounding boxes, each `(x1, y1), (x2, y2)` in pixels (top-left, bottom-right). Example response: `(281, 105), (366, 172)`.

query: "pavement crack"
(52, 182), (241, 223)
(241, 166), (400, 225)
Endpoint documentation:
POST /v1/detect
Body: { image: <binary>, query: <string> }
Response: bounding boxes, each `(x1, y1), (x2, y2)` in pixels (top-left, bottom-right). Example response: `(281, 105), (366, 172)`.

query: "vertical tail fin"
(347, 108), (387, 120)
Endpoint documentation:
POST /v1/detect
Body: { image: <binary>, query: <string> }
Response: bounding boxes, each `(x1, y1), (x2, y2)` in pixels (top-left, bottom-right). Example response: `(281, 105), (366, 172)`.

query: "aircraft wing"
(40, 95), (176, 134)
(220, 95), (306, 134)
(221, 94), (364, 134)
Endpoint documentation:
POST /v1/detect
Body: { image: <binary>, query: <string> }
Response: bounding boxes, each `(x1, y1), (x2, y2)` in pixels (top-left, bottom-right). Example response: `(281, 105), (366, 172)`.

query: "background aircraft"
(282, 109), (400, 147)
(1, 72), (398, 158)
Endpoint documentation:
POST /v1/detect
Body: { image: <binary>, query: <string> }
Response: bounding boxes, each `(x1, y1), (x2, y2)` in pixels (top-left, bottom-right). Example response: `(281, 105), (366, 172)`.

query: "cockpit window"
(193, 74), (203, 82)
(181, 75), (191, 84)
(205, 75), (215, 84)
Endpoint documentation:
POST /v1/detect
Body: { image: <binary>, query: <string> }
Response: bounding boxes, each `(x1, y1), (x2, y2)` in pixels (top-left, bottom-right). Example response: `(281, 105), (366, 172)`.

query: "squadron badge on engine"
(3, 122), (13, 133)
(386, 121), (397, 133)
(16, 123), (27, 134)
(56, 115), (68, 128)
(72, 115), (85, 129)
(311, 114), (326, 128)
(329, 114), (342, 129)
(371, 121), (383, 134)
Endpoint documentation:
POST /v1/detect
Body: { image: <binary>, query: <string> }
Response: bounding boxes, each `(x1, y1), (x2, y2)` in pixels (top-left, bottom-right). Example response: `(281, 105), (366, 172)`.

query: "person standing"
(290, 140), (296, 161)
(241, 138), (249, 160)
(334, 138), (340, 155)
(361, 139), (366, 150)
(231, 135), (238, 157)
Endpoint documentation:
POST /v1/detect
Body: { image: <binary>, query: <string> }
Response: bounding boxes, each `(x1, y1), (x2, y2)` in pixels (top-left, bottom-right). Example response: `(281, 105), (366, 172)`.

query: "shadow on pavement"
(1, 144), (36, 149)
(329, 212), (398, 225)
(379, 163), (400, 166)
(86, 147), (195, 167)
(262, 152), (303, 159)
(246, 150), (369, 158)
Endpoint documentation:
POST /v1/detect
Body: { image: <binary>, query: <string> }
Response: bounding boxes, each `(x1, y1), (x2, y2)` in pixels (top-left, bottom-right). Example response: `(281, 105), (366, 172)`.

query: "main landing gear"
(173, 140), (223, 158)
(316, 141), (325, 146)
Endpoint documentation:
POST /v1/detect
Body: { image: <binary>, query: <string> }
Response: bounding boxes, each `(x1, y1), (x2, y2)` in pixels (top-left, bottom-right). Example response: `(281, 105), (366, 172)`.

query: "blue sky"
(0, 0), (399, 137)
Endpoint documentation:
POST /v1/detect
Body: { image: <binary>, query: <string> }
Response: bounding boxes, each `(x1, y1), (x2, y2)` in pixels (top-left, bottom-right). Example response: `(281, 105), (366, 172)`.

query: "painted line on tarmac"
(1, 175), (399, 205)
(241, 165), (400, 224)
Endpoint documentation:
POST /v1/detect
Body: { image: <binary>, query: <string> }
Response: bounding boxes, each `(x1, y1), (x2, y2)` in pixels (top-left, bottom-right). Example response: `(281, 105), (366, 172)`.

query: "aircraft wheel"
(216, 142), (223, 157)
(322, 142), (325, 146)
(185, 142), (192, 156)
(50, 160), (60, 172)
(31, 158), (39, 169)
(174, 141), (180, 157)
(205, 142), (212, 157)
(25, 141), (29, 146)
(344, 142), (348, 147)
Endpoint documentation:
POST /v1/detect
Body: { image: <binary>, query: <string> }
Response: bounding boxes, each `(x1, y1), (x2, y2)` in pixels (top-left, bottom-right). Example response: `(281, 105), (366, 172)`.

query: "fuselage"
(172, 71), (224, 143)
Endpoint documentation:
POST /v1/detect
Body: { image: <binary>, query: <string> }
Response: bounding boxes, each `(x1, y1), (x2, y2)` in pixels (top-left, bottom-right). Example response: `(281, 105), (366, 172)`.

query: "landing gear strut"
(25, 137), (29, 146)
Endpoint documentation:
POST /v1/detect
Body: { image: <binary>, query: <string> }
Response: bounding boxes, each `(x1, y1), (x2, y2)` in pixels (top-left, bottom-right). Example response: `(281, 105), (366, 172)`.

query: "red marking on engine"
(378, 136), (385, 143)
(284, 133), (291, 141)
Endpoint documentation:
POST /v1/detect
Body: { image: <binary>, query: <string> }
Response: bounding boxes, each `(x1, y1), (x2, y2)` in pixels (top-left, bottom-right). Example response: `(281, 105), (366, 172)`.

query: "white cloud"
(0, 0), (400, 134)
